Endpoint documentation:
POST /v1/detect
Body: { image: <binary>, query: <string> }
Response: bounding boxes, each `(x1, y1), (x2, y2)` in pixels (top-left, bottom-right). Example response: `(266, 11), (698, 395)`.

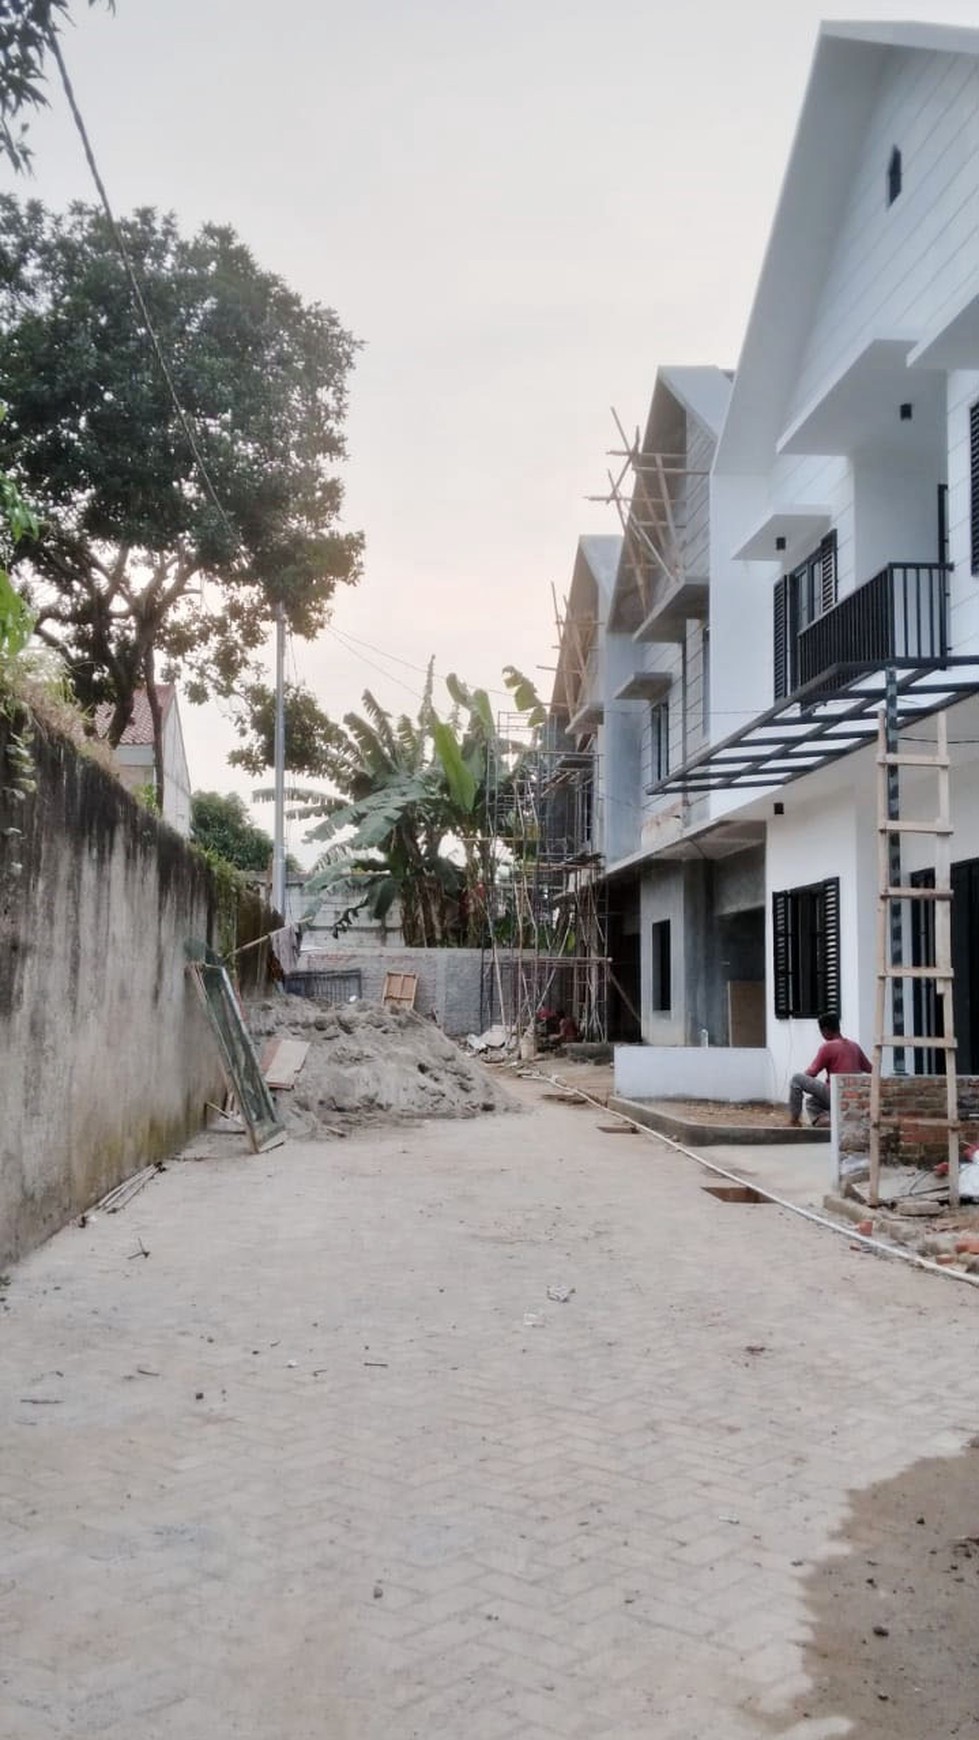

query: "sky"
(7, 0), (979, 864)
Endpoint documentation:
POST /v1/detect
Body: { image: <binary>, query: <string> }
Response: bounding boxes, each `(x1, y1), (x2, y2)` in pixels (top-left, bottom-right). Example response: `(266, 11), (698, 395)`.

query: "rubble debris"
(96, 1164), (159, 1215)
(467, 1025), (508, 1054)
(244, 997), (514, 1139)
(546, 1284), (574, 1303)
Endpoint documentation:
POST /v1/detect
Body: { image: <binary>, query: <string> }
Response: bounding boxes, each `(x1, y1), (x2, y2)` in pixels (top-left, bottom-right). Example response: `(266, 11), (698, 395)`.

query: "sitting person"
(789, 1011), (871, 1127)
(557, 1011), (580, 1045)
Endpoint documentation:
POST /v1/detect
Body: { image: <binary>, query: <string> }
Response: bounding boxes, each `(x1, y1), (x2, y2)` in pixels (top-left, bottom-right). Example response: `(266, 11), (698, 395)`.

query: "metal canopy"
(649, 659), (979, 796)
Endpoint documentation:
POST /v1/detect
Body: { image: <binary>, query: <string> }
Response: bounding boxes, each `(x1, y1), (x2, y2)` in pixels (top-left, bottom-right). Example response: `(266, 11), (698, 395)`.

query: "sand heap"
(246, 996), (514, 1138)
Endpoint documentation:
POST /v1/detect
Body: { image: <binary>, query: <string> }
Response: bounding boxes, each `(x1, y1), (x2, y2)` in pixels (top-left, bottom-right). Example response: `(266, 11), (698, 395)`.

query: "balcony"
(798, 562), (948, 690)
(633, 575), (709, 643)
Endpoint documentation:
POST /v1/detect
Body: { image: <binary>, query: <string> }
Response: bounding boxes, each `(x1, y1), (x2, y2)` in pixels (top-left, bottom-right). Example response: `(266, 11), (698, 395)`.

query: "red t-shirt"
(807, 1037), (872, 1078)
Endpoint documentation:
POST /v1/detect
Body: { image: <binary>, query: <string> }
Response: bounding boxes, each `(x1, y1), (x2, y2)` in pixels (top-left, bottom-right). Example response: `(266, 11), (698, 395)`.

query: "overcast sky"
(7, 0), (978, 862)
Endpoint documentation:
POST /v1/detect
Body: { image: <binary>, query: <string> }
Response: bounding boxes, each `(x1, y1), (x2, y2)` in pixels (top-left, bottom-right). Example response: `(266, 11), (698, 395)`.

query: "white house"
(95, 684), (193, 838)
(608, 20), (979, 1104)
(551, 370), (741, 1047)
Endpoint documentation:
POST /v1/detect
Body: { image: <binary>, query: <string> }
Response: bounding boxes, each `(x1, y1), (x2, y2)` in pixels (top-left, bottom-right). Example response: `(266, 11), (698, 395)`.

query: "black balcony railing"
(797, 562), (949, 690)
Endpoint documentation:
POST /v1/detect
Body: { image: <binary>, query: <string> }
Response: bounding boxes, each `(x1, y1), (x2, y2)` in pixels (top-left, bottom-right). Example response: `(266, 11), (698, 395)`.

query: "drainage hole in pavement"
(702, 1184), (769, 1204)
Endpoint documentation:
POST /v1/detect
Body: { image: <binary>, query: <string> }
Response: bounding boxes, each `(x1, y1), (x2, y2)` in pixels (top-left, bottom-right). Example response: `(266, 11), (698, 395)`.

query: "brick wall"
(835, 1073), (979, 1169)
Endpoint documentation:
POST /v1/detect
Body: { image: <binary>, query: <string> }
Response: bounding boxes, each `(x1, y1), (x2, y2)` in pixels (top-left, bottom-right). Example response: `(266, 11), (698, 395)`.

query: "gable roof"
(94, 684), (176, 745)
(715, 19), (979, 474)
(576, 533), (621, 605)
(658, 366), (733, 441)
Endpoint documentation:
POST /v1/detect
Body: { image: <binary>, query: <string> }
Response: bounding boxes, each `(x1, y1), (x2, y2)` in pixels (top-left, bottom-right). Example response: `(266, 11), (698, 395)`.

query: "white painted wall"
(946, 368), (979, 654)
(789, 49), (979, 422)
(614, 1044), (775, 1103)
(764, 784), (867, 1102)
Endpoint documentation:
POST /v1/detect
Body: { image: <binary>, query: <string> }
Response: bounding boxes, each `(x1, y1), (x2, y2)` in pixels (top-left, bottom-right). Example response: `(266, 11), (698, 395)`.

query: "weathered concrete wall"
(0, 714), (224, 1266)
(297, 947), (580, 1038)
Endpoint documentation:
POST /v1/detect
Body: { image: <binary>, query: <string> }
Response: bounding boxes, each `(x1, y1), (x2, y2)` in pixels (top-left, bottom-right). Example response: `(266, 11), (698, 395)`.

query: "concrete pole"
(272, 600), (286, 919)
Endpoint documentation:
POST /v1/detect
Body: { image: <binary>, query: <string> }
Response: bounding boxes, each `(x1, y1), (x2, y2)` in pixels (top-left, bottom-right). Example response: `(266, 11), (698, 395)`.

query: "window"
(701, 626), (710, 736)
(772, 878), (840, 1019)
(887, 146), (902, 206)
(651, 919), (672, 1012)
(971, 401), (979, 576)
(650, 698), (670, 783)
(773, 532), (838, 700)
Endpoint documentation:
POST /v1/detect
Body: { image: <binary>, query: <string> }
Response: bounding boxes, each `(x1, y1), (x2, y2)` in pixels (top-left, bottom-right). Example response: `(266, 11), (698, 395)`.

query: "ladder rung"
(873, 1116), (960, 1128)
(879, 820), (954, 834)
(884, 885), (951, 900)
(879, 965), (954, 980)
(878, 1035), (959, 1048)
(879, 753), (949, 768)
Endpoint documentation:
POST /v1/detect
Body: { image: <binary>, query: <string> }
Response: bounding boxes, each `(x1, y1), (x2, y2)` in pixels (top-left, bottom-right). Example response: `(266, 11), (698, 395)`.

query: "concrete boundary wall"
(614, 1044), (776, 1103)
(298, 948), (579, 1038)
(0, 716), (225, 1266)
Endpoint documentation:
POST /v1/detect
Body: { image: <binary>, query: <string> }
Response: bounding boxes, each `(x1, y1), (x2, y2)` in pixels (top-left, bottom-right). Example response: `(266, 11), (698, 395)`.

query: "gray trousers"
(789, 1073), (830, 1121)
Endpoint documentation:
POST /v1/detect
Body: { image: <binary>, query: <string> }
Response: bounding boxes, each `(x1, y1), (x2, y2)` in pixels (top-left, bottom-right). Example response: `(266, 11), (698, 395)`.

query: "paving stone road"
(2, 1078), (978, 1739)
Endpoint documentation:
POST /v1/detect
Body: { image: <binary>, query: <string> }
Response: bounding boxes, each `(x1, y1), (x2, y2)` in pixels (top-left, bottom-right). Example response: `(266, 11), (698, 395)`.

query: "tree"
(0, 197), (363, 806)
(0, 2), (112, 175)
(229, 680), (342, 780)
(258, 666), (546, 948)
(190, 791), (276, 875)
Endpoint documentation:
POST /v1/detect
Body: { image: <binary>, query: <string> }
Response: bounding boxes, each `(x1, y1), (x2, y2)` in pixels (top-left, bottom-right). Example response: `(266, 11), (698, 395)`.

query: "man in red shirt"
(788, 1011), (872, 1127)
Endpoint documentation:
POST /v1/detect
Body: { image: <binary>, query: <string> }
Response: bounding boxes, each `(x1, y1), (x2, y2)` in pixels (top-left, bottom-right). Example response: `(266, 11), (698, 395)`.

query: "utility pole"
(272, 600), (286, 918)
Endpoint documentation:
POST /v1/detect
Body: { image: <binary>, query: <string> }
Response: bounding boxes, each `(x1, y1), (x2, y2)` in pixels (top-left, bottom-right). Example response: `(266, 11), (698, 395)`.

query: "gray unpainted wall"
(640, 846), (765, 1045)
(299, 946), (573, 1038)
(0, 718), (223, 1267)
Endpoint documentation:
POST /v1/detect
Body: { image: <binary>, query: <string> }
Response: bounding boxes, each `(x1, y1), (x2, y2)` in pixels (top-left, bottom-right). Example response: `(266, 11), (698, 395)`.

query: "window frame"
(970, 399), (979, 577)
(772, 877), (841, 1020)
(773, 532), (838, 701)
(650, 697), (670, 784)
(651, 918), (672, 1013)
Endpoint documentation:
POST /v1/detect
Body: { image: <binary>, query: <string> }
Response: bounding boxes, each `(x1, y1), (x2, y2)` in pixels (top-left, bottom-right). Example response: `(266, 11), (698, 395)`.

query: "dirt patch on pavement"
(651, 1098), (791, 1128)
(775, 1444), (979, 1736)
(246, 997), (515, 1138)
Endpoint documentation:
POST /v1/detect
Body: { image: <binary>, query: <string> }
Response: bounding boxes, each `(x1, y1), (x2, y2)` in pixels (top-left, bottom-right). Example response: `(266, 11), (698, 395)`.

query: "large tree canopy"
(0, 196), (363, 794)
(190, 790), (278, 875)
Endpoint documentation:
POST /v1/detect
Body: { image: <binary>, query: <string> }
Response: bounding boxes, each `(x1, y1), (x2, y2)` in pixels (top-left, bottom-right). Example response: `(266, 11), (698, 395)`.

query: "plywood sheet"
(382, 972), (418, 1012)
(728, 980), (766, 1048)
(261, 1037), (310, 1089)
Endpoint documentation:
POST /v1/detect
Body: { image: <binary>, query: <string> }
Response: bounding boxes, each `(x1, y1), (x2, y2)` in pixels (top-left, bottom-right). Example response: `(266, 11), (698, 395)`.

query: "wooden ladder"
(869, 709), (959, 1207)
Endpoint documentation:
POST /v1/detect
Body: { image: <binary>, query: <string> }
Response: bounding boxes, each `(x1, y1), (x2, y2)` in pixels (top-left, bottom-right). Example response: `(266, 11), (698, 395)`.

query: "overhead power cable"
(47, 28), (239, 551)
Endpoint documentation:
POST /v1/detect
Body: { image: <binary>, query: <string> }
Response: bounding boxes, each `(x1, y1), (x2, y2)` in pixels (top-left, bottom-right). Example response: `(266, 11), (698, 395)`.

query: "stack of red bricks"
(837, 1073), (979, 1169)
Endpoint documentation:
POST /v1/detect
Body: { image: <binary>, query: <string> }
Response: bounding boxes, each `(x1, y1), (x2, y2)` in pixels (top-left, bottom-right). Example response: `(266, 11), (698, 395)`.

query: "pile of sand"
(246, 996), (514, 1138)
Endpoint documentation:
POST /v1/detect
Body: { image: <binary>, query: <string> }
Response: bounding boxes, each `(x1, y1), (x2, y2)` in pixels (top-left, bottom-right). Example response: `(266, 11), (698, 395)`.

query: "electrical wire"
(48, 29), (240, 553)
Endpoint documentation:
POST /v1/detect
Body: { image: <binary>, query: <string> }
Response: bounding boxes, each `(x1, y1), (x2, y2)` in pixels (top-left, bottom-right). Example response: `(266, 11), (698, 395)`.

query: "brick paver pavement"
(2, 1084), (977, 1738)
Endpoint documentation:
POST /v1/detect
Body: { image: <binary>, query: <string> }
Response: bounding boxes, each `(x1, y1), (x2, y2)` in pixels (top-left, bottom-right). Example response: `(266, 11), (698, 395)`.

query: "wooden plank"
(382, 971), (418, 1011)
(727, 981), (765, 1047)
(263, 1039), (310, 1090)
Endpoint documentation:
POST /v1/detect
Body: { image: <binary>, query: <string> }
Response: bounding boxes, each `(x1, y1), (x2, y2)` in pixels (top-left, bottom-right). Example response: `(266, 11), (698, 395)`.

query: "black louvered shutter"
(819, 877), (841, 1016)
(773, 576), (789, 701)
(819, 532), (838, 614)
(971, 401), (979, 576)
(773, 890), (791, 1019)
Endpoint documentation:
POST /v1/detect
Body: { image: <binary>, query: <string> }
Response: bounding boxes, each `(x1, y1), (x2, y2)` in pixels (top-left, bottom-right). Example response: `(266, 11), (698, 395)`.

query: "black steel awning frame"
(648, 659), (979, 797)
